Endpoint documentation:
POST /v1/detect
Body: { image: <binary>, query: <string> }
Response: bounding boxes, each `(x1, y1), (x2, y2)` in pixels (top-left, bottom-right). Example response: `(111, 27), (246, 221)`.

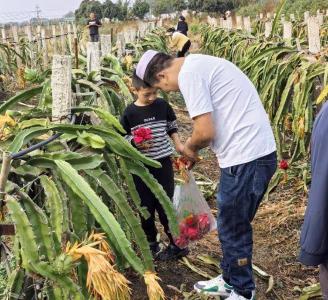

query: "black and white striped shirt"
(120, 98), (178, 160)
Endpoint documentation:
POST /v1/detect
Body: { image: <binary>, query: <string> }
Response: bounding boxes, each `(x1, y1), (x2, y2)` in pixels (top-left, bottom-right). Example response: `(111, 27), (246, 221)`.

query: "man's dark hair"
(179, 16), (186, 21)
(132, 70), (150, 90)
(143, 53), (174, 86)
(167, 27), (175, 33)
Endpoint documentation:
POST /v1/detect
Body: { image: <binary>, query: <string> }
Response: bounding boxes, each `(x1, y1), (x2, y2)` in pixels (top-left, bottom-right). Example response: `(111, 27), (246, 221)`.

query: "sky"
(0, 0), (84, 22)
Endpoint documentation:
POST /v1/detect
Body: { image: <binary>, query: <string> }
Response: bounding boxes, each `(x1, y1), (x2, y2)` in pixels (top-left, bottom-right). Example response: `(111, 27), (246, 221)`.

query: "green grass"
(0, 255), (16, 296)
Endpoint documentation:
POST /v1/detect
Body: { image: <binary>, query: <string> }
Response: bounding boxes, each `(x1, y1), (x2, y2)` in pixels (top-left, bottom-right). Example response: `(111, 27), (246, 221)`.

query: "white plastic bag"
(173, 171), (217, 247)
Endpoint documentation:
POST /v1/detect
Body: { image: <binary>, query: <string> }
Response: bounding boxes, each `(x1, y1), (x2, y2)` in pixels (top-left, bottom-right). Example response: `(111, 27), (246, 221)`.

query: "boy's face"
(90, 13), (95, 19)
(135, 87), (157, 105)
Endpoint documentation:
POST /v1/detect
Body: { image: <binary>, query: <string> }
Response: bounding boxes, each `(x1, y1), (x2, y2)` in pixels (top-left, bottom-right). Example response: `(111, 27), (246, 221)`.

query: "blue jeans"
(217, 152), (277, 295)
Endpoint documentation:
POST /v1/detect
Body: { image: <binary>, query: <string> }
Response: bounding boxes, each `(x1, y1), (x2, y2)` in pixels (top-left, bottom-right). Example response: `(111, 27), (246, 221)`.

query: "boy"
(87, 12), (102, 42)
(120, 72), (189, 261)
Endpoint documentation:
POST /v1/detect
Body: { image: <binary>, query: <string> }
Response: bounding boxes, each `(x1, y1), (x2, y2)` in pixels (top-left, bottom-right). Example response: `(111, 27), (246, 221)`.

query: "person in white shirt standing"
(134, 50), (277, 300)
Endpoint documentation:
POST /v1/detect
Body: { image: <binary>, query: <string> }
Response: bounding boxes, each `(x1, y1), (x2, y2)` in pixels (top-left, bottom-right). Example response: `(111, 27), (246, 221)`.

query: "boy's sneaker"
(149, 242), (161, 258)
(226, 290), (256, 300)
(157, 244), (189, 261)
(194, 274), (233, 297)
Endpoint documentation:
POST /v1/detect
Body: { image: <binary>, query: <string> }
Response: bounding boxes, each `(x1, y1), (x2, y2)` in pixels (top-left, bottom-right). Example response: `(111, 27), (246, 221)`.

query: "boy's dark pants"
(218, 152), (277, 296)
(90, 34), (99, 42)
(133, 156), (175, 244)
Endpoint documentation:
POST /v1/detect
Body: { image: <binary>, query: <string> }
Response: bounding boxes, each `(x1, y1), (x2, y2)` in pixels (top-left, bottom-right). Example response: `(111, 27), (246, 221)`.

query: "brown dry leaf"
(293, 71), (300, 84)
(297, 117), (305, 139)
(0, 114), (16, 128)
(180, 257), (212, 279)
(123, 54), (134, 71)
(0, 114), (16, 141)
(89, 231), (115, 262)
(283, 114), (292, 131)
(316, 85), (328, 105)
(66, 234), (131, 300)
(84, 251), (131, 300)
(143, 271), (166, 300)
(16, 66), (26, 89)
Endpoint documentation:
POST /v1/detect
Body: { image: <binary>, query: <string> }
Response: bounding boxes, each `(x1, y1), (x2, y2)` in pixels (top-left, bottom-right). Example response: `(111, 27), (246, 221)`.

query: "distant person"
(299, 102), (328, 299)
(87, 12), (102, 42)
(166, 28), (191, 57)
(177, 15), (188, 36)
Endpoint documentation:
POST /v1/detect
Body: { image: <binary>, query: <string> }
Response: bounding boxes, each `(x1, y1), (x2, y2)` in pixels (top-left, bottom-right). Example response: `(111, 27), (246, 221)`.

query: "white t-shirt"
(178, 54), (276, 168)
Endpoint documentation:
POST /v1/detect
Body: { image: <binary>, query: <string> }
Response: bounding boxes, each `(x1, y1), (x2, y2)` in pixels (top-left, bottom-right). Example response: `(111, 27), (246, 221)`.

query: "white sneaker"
(193, 274), (233, 297)
(226, 290), (256, 300)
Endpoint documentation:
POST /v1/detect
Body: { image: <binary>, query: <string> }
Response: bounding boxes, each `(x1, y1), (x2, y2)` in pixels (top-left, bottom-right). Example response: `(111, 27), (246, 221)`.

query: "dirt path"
(129, 105), (320, 300)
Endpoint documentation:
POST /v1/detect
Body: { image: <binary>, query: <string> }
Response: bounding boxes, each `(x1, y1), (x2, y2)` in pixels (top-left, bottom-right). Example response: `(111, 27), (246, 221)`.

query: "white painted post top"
(307, 16), (321, 54)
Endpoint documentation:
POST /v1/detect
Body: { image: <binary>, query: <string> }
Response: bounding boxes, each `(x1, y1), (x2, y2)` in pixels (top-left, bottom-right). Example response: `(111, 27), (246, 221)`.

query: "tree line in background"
(75, 0), (328, 22)
(75, 0), (239, 22)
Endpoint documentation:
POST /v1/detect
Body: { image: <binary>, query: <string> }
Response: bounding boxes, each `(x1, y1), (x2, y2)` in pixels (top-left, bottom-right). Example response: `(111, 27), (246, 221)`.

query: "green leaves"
(299, 283), (322, 300)
(72, 106), (125, 133)
(77, 131), (105, 149)
(86, 168), (154, 271)
(8, 126), (49, 153)
(109, 74), (134, 104)
(103, 54), (124, 77)
(19, 118), (49, 129)
(19, 191), (57, 262)
(40, 176), (64, 241)
(24, 68), (51, 84)
(27, 153), (104, 170)
(77, 79), (108, 106)
(55, 160), (146, 274)
(270, 0), (287, 39)
(201, 23), (327, 185)
(6, 195), (42, 267)
(0, 86), (42, 115)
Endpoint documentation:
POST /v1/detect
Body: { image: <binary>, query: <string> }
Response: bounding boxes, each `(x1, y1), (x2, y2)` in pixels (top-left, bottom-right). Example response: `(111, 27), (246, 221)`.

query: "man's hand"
(181, 138), (199, 169)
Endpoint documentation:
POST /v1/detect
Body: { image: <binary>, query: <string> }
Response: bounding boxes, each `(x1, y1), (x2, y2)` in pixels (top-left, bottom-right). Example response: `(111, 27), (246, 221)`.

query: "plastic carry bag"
(173, 171), (217, 248)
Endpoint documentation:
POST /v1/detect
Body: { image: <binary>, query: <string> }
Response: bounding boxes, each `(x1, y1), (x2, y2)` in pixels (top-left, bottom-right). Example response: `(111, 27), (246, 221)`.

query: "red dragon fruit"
(132, 127), (152, 144)
(175, 212), (212, 247)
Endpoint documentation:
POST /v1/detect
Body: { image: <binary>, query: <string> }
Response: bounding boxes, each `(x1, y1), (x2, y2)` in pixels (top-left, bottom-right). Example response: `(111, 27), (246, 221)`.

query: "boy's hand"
(175, 142), (184, 154)
(136, 144), (147, 150)
(136, 142), (151, 150)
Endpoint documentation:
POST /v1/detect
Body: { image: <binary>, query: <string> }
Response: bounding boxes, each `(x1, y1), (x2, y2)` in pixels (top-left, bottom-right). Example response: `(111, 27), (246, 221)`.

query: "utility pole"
(36, 5), (41, 24)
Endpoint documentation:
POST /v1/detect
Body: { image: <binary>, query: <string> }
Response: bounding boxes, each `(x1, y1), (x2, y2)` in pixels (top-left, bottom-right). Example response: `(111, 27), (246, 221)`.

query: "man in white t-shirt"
(135, 50), (277, 300)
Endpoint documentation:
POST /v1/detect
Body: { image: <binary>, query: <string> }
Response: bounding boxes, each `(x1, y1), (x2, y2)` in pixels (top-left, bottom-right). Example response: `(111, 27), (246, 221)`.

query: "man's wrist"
(186, 139), (199, 153)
